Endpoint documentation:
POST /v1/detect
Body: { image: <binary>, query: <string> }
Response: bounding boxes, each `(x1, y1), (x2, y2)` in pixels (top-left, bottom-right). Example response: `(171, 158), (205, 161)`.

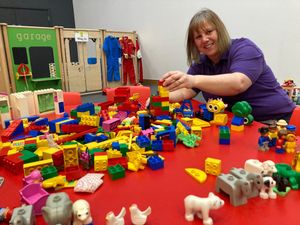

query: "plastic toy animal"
(105, 207), (126, 225)
(184, 192), (224, 225)
(72, 199), (93, 225)
(244, 159), (277, 176)
(9, 215), (27, 225)
(260, 176), (277, 199)
(216, 173), (251, 206)
(42, 192), (73, 225)
(129, 204), (151, 225)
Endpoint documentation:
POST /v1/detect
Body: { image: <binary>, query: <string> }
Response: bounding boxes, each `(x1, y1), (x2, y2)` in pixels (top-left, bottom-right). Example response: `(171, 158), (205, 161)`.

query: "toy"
(215, 173), (251, 206)
(231, 101), (253, 125)
(9, 205), (35, 225)
(42, 192), (73, 225)
(268, 123), (278, 147)
(185, 168), (207, 183)
(244, 159), (277, 176)
(105, 207), (126, 225)
(259, 176), (277, 199)
(72, 199), (93, 225)
(23, 170), (43, 185)
(258, 127), (270, 151)
(184, 192), (224, 225)
(275, 129), (288, 153)
(129, 204), (151, 225)
(284, 133), (297, 153)
(205, 157), (221, 176)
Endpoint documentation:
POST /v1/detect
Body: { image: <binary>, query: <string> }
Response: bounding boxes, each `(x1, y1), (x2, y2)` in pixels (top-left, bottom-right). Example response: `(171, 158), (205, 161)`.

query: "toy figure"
(284, 133), (297, 153)
(275, 129), (288, 154)
(184, 192), (224, 225)
(259, 176), (277, 199)
(268, 123), (278, 147)
(106, 207), (126, 225)
(72, 199), (93, 225)
(258, 127), (270, 151)
(231, 101), (254, 125)
(276, 119), (288, 131)
(129, 204), (151, 225)
(292, 151), (300, 172)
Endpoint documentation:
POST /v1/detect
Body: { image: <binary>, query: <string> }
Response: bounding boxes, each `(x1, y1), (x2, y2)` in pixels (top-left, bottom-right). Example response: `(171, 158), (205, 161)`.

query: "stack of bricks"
(150, 81), (170, 116)
(219, 125), (230, 145)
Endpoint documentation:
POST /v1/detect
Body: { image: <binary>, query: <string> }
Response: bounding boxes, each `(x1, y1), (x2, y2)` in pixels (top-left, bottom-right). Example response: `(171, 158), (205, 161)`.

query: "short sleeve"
(229, 42), (264, 83)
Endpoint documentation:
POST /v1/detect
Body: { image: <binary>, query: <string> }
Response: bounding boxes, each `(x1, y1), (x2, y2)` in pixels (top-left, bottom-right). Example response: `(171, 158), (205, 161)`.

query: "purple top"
(188, 38), (295, 121)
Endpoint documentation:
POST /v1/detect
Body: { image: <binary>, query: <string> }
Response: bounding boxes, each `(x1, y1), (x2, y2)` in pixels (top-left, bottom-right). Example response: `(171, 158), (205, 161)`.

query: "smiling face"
(193, 22), (220, 63)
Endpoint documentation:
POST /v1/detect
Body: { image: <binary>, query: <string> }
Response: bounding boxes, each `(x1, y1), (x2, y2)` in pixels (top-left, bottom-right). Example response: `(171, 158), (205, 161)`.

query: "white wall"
(73, 0), (300, 84)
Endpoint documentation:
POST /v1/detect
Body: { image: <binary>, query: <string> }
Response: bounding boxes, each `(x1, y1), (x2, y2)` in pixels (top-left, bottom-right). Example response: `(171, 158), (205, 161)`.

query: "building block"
(147, 155), (164, 170)
(205, 157), (222, 176)
(108, 164), (125, 180)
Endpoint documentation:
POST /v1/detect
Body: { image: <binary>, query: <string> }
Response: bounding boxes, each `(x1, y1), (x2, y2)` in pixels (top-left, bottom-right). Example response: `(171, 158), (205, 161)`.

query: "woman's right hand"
(161, 71), (194, 91)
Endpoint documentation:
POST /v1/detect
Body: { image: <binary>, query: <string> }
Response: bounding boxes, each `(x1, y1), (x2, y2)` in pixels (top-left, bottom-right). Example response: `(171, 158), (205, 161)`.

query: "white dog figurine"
(259, 176), (277, 199)
(184, 192), (224, 225)
(72, 199), (93, 225)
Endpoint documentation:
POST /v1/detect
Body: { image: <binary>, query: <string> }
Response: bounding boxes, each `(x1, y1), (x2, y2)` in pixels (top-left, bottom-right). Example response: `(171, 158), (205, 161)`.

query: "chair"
(289, 106), (300, 136)
(105, 86), (151, 109)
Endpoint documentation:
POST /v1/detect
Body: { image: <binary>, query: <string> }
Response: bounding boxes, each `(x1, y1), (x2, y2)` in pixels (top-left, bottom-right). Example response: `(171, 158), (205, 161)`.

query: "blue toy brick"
(28, 130), (42, 137)
(84, 133), (96, 143)
(76, 102), (95, 115)
(97, 134), (109, 142)
(25, 115), (40, 122)
(112, 142), (120, 150)
(58, 102), (65, 113)
(219, 138), (230, 145)
(151, 140), (163, 151)
(156, 115), (172, 120)
(231, 116), (244, 126)
(49, 117), (70, 133)
(34, 117), (49, 126)
(147, 155), (164, 170)
(136, 136), (151, 148)
(139, 114), (151, 130)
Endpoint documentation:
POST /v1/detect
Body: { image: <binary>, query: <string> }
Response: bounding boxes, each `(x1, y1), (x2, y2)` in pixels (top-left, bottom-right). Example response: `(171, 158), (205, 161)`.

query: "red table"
(1, 120), (300, 225)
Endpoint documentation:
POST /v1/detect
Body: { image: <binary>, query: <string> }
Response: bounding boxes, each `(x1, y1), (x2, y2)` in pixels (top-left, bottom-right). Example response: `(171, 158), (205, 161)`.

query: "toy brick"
(231, 116), (244, 126)
(108, 164), (125, 180)
(108, 157), (128, 169)
(23, 158), (53, 176)
(162, 140), (175, 151)
(19, 150), (39, 163)
(205, 157), (221, 176)
(151, 140), (163, 151)
(2, 153), (24, 174)
(65, 166), (82, 181)
(231, 124), (245, 132)
(41, 165), (58, 180)
(147, 155), (164, 170)
(136, 136), (151, 148)
(94, 154), (108, 172)
(219, 139), (230, 145)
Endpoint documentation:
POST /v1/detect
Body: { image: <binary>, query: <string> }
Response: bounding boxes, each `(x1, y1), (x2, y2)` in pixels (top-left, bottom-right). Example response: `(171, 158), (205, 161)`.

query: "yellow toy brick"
(230, 124), (244, 132)
(80, 115), (100, 127)
(94, 154), (108, 171)
(63, 143), (79, 168)
(210, 114), (228, 126)
(35, 147), (50, 160)
(106, 149), (122, 159)
(23, 158), (53, 176)
(191, 126), (202, 137)
(36, 138), (49, 148)
(181, 118), (193, 126)
(85, 141), (99, 151)
(7, 149), (19, 155)
(205, 157), (221, 176)
(77, 111), (90, 118)
(11, 140), (25, 151)
(42, 175), (67, 189)
(131, 143), (145, 152)
(192, 118), (211, 128)
(43, 147), (60, 160)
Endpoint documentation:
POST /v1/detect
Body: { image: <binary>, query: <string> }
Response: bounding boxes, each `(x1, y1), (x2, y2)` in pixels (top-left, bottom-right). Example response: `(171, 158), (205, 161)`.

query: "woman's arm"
(168, 88), (197, 102)
(162, 71), (252, 96)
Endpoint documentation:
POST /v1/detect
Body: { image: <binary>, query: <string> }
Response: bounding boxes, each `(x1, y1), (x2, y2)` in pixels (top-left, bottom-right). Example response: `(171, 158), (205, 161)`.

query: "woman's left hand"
(161, 71), (194, 91)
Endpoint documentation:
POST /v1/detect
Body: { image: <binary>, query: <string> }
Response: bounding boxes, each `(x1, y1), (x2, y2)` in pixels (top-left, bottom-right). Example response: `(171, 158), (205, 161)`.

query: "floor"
(80, 84), (205, 103)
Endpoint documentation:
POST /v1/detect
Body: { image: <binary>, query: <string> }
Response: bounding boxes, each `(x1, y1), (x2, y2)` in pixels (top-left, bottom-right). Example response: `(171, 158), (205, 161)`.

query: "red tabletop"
(1, 120), (300, 225)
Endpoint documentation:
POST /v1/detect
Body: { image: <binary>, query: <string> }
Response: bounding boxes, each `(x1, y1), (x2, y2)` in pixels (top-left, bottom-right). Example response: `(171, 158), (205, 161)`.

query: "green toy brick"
(19, 150), (39, 163)
(41, 165), (58, 180)
(108, 164), (125, 180)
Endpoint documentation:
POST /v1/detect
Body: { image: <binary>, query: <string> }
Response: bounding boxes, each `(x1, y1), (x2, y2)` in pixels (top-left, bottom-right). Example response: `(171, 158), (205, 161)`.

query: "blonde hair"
(186, 8), (231, 65)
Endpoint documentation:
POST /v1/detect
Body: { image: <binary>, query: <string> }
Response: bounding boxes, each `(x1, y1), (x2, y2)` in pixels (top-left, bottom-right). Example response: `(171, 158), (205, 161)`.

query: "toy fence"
(0, 24), (140, 94)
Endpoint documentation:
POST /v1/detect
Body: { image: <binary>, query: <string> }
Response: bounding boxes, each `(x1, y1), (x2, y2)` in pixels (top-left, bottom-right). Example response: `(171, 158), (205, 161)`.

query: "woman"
(161, 8), (295, 123)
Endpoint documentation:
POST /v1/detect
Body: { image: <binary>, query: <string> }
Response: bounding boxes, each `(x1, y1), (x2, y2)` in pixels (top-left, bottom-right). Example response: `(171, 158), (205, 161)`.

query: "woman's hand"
(161, 71), (194, 91)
